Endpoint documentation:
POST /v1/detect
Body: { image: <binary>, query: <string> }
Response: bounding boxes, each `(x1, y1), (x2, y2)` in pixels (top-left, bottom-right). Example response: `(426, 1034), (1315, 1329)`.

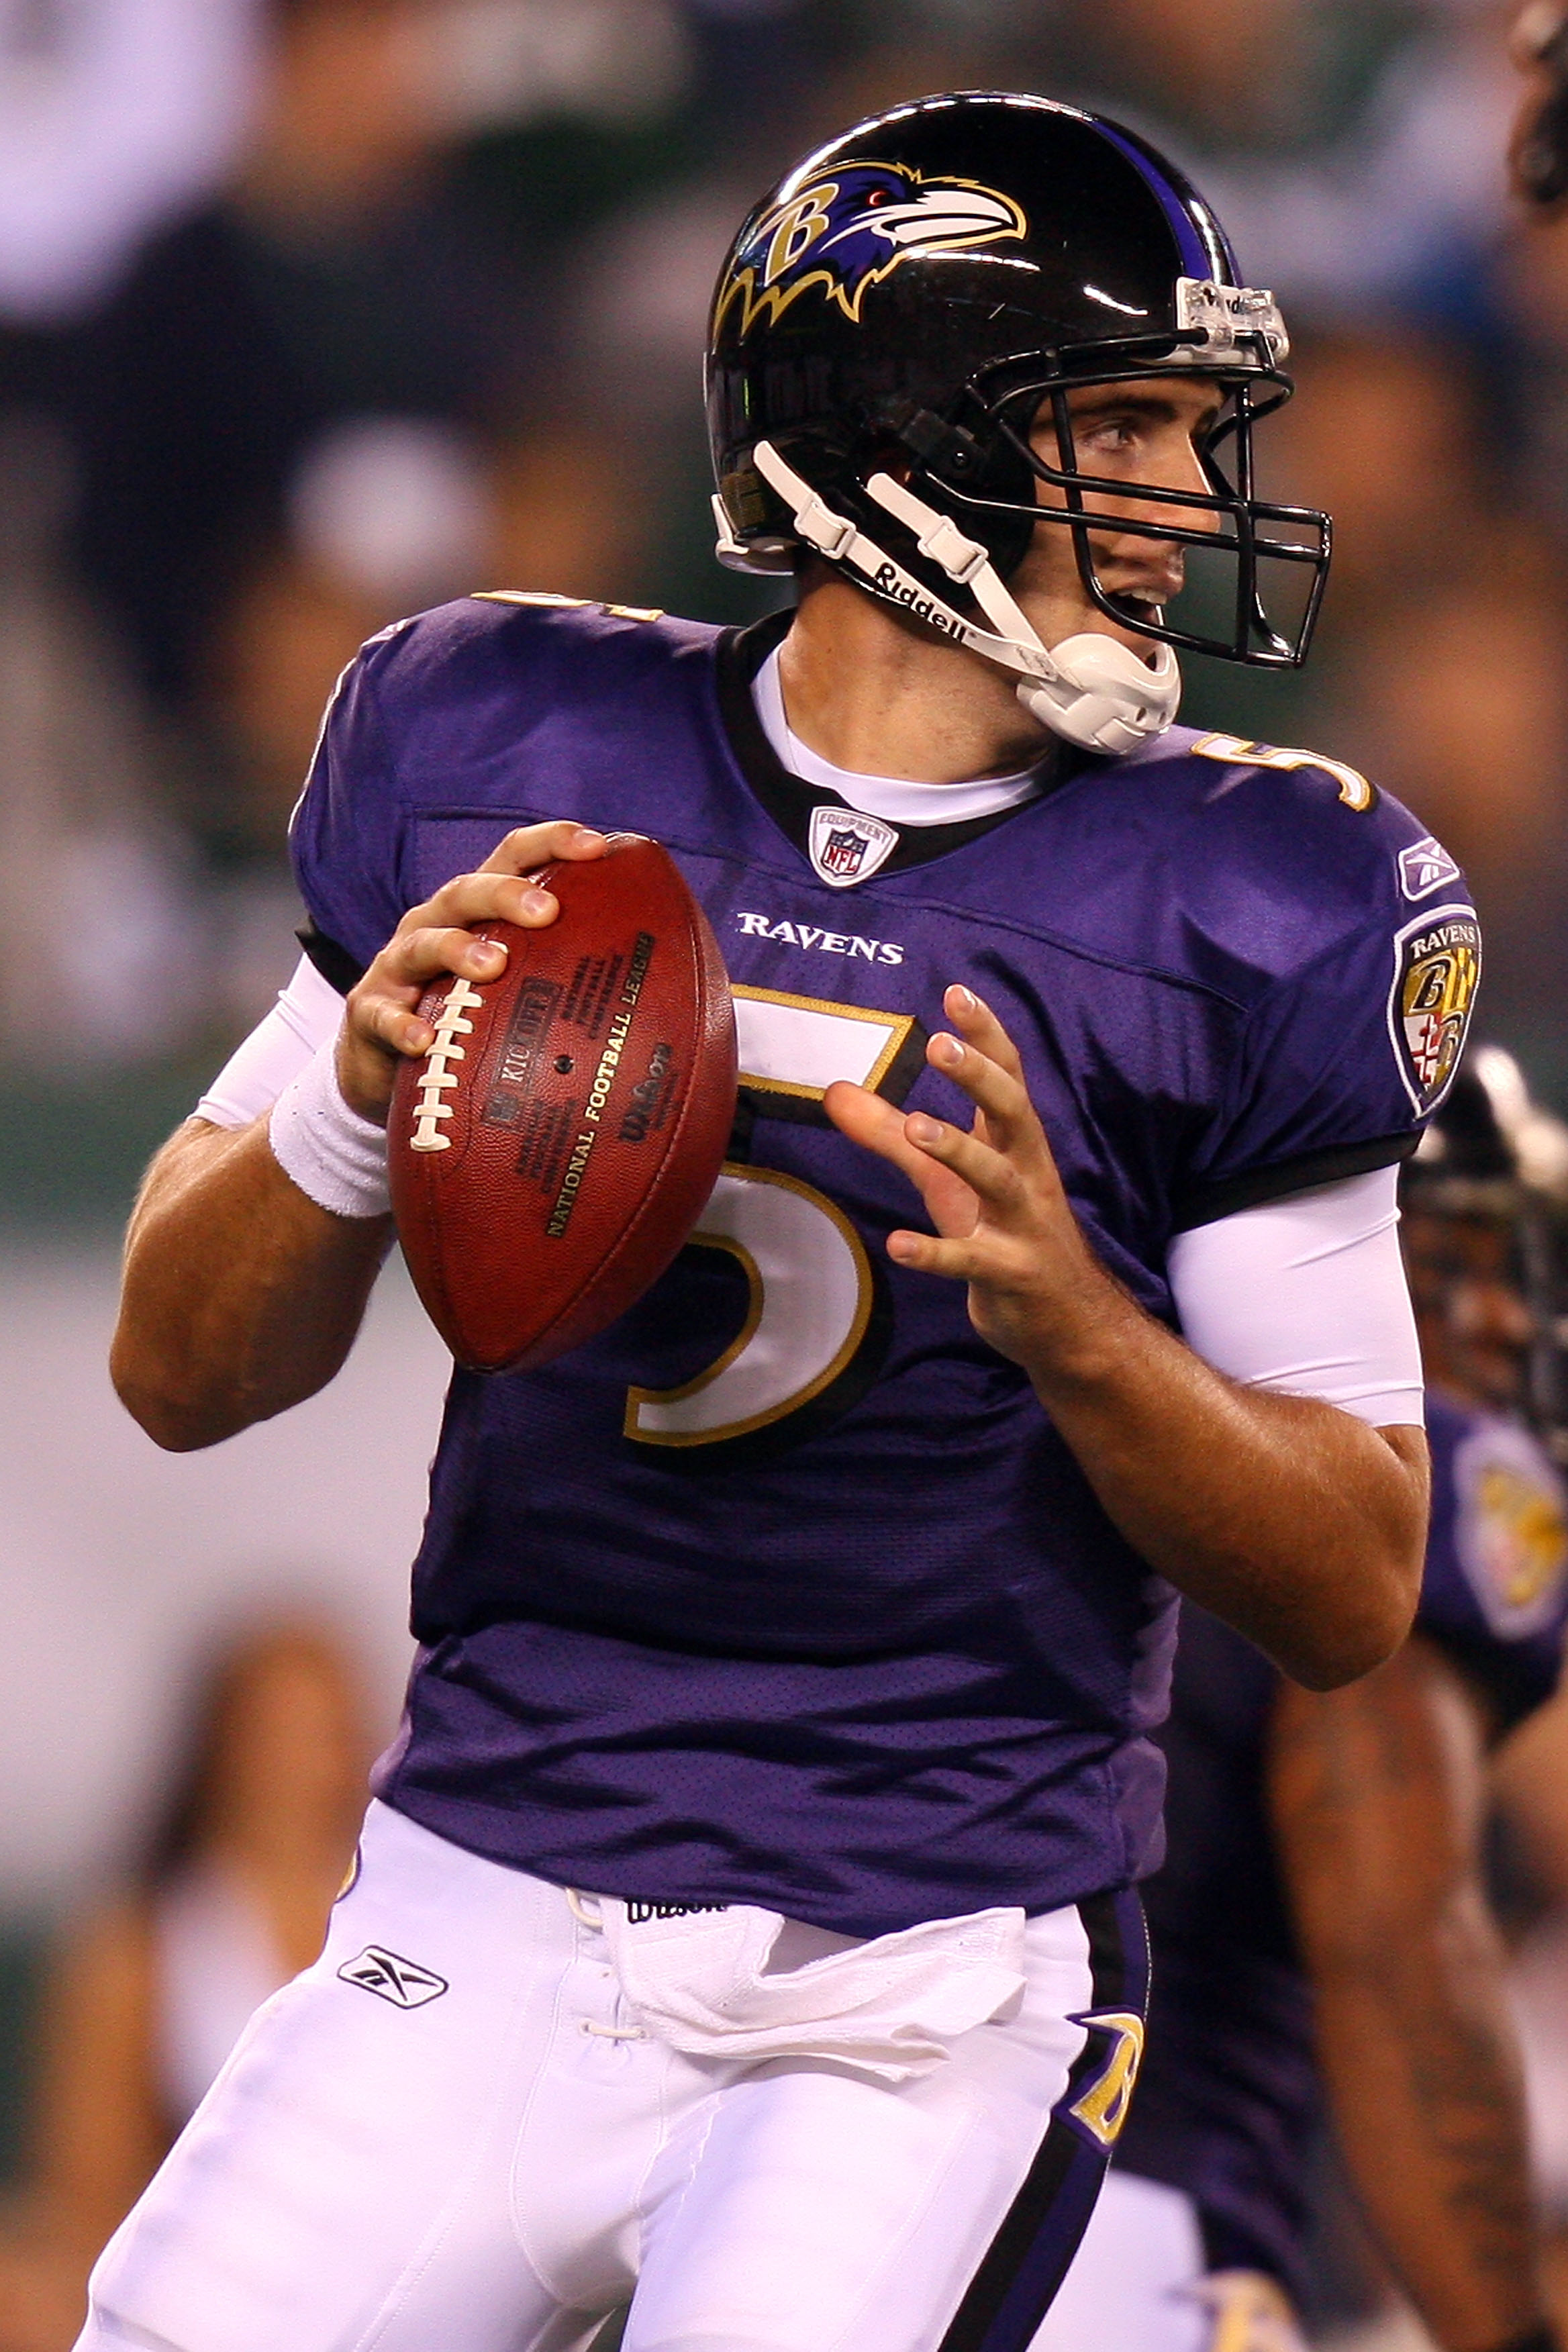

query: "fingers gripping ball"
(389, 836), (738, 1373)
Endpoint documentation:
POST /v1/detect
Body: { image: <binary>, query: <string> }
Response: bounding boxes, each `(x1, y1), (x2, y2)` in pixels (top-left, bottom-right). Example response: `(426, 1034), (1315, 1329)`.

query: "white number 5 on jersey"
(624, 986), (924, 1461)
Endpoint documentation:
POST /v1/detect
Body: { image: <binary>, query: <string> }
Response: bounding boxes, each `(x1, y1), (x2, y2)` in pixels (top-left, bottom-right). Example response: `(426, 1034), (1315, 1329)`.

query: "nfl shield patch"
(807, 804), (899, 889)
(1388, 905), (1481, 1114)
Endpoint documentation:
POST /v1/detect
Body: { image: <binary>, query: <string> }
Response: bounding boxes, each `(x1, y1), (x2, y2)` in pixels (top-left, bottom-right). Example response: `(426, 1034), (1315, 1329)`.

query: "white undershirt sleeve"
(195, 954), (345, 1128)
(1167, 1165), (1424, 1428)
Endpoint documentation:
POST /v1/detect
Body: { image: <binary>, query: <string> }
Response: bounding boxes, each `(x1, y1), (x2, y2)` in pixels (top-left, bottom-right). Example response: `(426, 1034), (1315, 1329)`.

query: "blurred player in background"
(1034, 1056), (1568, 2352)
(0, 1624), (369, 2352)
(1513, 4), (1568, 216)
(1494, 1656), (1568, 2344)
(95, 91), (1451, 2352)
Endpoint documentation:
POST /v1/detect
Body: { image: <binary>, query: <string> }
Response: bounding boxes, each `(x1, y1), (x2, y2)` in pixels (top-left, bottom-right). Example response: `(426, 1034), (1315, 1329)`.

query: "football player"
(1512, 2), (1568, 213)
(93, 94), (1464, 2352)
(1034, 1057), (1568, 2352)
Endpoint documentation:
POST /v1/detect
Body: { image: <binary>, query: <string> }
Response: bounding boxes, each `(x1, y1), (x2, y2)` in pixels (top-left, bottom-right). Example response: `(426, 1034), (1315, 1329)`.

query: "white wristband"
(268, 1032), (392, 1219)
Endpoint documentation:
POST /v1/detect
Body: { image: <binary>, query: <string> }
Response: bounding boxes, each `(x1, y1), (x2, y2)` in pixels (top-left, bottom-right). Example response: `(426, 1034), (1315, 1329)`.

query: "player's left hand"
(825, 985), (1114, 1369)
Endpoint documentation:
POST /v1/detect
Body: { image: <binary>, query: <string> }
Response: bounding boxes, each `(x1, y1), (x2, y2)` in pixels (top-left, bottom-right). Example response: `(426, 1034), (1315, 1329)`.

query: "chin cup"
(1016, 634), (1182, 759)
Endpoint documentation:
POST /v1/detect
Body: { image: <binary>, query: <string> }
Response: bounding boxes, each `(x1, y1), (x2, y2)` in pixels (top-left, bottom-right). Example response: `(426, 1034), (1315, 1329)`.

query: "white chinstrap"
(742, 439), (1182, 758)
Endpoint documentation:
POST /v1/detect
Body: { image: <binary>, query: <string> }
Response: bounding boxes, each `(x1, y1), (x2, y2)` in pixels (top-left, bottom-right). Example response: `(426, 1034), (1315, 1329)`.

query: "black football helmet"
(1403, 1049), (1568, 1457)
(705, 91), (1331, 756)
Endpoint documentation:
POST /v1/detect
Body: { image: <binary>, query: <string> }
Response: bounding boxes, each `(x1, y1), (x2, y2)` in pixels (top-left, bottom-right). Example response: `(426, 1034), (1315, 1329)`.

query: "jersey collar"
(714, 614), (1090, 887)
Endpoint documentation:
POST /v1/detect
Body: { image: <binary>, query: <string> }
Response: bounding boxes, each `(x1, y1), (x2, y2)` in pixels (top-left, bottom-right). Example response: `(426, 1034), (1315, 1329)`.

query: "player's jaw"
(1012, 376), (1222, 660)
(1011, 521), (1189, 663)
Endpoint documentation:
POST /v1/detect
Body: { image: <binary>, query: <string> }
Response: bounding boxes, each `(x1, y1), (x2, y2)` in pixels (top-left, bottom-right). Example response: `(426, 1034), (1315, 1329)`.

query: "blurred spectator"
(70, 0), (554, 729)
(1172, 309), (1568, 1105)
(1038, 0), (1517, 327)
(0, 0), (263, 328)
(0, 409), (205, 1070)
(0, 1622), (371, 2352)
(48, 0), (673, 1044)
(1264, 330), (1568, 900)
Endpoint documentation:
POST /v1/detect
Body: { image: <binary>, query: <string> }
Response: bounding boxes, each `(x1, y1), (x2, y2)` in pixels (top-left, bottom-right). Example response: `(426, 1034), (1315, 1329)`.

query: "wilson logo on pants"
(338, 1946), (449, 2008)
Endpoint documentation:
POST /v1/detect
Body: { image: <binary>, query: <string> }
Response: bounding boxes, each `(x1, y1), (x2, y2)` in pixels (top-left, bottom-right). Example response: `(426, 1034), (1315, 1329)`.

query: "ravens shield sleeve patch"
(1388, 906), (1481, 1115)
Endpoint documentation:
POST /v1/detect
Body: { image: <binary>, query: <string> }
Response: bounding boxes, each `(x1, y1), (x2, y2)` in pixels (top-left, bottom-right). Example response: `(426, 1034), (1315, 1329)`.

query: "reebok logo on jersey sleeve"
(1398, 836), (1461, 901)
(338, 1946), (449, 2008)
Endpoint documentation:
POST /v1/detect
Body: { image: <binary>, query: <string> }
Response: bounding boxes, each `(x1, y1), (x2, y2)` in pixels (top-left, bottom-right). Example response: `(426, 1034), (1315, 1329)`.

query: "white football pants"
(77, 1802), (1145, 2352)
(1029, 2172), (1309, 2352)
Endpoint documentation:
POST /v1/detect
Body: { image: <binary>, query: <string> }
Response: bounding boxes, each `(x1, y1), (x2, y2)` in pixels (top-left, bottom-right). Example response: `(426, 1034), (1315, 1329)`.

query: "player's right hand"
(338, 822), (607, 1122)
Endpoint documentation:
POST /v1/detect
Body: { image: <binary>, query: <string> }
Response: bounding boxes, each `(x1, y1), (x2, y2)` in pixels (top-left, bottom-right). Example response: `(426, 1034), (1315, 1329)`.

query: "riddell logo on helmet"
(715, 162), (1026, 336)
(872, 565), (967, 641)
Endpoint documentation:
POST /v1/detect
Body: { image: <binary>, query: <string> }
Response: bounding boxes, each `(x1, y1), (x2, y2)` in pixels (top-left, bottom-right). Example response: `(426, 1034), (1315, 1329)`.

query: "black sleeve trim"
(1173, 1128), (1422, 1232)
(296, 921), (367, 998)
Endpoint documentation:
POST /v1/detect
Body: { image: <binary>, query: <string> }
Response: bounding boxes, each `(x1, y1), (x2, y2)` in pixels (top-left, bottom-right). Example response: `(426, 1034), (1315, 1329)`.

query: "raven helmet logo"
(1389, 907), (1481, 1115)
(715, 162), (1027, 337)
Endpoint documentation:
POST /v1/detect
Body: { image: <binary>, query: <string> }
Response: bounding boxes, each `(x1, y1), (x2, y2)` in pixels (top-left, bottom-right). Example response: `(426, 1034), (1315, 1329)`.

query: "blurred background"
(1, 1), (1565, 2345)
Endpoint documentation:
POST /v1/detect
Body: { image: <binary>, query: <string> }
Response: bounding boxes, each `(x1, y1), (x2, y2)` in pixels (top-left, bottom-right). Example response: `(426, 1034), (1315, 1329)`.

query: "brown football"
(389, 834), (737, 1373)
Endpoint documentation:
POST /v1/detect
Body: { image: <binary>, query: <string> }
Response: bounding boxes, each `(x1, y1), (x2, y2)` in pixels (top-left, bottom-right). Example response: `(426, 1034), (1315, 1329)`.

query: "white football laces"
(731, 440), (1179, 758)
(409, 977), (483, 1154)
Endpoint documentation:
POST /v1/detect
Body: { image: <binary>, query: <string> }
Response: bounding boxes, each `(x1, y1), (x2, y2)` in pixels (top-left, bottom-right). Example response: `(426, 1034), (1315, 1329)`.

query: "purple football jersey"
(1115, 1390), (1568, 2290)
(291, 595), (1477, 1936)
